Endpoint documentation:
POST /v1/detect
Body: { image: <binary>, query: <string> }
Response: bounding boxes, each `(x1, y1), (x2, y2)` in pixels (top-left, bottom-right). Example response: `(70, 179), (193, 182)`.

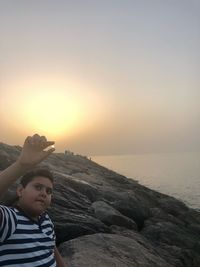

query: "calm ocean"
(92, 152), (200, 210)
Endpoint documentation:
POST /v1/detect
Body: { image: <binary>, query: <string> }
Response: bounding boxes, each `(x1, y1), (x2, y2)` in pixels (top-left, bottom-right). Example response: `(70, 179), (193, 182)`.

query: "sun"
(22, 89), (84, 139)
(26, 92), (78, 137)
(2, 75), (109, 142)
(6, 76), (89, 140)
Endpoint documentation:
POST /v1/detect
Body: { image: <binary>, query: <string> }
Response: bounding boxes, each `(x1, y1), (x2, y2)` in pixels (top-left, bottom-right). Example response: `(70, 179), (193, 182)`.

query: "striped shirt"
(0, 205), (56, 267)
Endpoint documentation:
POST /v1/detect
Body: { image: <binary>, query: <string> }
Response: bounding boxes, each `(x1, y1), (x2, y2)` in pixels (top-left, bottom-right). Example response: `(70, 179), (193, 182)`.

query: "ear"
(16, 185), (24, 198)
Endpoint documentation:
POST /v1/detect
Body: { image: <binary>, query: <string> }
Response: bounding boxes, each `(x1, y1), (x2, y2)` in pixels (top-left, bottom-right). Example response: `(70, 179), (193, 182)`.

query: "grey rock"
(0, 142), (200, 266)
(91, 201), (138, 230)
(58, 233), (173, 267)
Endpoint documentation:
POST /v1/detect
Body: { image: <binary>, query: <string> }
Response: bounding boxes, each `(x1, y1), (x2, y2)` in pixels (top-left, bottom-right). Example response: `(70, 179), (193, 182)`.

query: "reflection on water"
(92, 152), (200, 210)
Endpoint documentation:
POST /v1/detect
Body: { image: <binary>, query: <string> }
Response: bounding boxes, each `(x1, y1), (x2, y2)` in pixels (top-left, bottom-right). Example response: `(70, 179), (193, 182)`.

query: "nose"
(39, 187), (48, 197)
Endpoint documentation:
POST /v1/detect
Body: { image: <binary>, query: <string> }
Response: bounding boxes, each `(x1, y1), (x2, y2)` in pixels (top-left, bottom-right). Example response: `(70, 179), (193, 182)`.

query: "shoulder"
(0, 205), (17, 219)
(0, 205), (18, 242)
(0, 205), (18, 224)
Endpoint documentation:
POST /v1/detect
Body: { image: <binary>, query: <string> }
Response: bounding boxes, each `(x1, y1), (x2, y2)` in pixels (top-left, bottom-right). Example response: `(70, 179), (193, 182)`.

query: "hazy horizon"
(0, 1), (199, 156)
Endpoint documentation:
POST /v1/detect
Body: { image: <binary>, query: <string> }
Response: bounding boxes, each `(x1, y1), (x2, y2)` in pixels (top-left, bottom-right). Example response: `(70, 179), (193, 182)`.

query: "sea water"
(92, 152), (200, 210)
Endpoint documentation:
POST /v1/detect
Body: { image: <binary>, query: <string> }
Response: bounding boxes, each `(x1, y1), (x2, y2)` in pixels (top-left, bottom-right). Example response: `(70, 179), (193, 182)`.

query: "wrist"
(14, 160), (33, 173)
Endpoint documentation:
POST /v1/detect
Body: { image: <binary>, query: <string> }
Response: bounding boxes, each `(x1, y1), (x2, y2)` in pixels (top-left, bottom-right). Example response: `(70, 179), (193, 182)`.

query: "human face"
(17, 176), (53, 220)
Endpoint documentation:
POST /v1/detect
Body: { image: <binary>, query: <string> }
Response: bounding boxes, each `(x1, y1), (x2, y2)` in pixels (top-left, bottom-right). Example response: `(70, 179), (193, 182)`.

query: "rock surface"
(0, 142), (200, 267)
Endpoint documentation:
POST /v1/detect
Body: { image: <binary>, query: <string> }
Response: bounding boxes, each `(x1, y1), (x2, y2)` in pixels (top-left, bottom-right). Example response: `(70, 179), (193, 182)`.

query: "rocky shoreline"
(0, 142), (200, 267)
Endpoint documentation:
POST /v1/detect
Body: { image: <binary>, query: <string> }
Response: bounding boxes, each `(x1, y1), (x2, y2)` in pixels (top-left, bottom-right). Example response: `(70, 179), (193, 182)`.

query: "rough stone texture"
(59, 233), (173, 267)
(0, 142), (200, 267)
(91, 201), (138, 230)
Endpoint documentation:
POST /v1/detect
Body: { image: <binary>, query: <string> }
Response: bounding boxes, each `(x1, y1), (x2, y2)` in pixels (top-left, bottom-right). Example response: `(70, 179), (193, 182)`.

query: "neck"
(15, 203), (39, 222)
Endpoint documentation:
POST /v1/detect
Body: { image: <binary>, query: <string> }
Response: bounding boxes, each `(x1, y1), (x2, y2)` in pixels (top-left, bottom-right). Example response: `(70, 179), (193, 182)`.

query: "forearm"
(54, 247), (68, 267)
(0, 161), (29, 197)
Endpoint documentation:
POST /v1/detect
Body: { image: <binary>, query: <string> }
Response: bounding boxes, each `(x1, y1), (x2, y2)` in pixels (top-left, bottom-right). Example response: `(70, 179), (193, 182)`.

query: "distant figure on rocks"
(0, 134), (68, 267)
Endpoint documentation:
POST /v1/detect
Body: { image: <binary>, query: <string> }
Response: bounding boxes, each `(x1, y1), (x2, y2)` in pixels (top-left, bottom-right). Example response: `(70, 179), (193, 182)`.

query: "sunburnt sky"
(0, 0), (199, 155)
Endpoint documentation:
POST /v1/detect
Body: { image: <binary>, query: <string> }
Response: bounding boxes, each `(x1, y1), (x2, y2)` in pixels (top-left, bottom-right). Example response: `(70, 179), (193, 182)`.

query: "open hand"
(17, 134), (55, 168)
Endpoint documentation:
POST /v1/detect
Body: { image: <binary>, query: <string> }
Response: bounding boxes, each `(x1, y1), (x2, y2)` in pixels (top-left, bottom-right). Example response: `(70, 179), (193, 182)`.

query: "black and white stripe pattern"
(0, 206), (56, 267)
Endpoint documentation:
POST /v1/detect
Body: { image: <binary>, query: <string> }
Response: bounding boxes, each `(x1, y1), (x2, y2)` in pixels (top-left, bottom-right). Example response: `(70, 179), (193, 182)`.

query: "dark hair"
(20, 168), (54, 188)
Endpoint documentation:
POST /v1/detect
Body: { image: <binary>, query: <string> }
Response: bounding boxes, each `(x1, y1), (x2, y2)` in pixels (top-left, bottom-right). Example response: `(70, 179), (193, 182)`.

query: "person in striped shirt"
(0, 134), (68, 267)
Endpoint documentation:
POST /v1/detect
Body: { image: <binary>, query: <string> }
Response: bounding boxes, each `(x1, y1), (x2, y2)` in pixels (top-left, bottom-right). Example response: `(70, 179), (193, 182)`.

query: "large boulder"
(58, 233), (173, 267)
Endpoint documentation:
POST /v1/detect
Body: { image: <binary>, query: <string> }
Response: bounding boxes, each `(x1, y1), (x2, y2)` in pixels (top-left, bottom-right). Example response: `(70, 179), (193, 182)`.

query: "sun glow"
(1, 76), (104, 140)
(22, 89), (83, 138)
(1, 73), (110, 144)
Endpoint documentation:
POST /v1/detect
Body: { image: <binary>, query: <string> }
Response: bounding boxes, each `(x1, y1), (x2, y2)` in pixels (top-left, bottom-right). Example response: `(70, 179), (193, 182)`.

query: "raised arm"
(0, 134), (55, 197)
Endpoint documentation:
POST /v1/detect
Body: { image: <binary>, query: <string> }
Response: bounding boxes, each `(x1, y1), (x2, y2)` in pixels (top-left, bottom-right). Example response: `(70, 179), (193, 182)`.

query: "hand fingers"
(40, 135), (47, 143)
(46, 141), (55, 146)
(24, 136), (32, 144)
(24, 134), (55, 149)
(25, 134), (41, 146)
(46, 147), (55, 154)
(32, 133), (41, 139)
(32, 134), (43, 146)
(42, 147), (55, 159)
(38, 136), (48, 148)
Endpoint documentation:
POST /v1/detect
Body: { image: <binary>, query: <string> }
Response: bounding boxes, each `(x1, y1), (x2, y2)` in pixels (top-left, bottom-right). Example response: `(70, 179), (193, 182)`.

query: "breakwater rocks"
(0, 142), (200, 267)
